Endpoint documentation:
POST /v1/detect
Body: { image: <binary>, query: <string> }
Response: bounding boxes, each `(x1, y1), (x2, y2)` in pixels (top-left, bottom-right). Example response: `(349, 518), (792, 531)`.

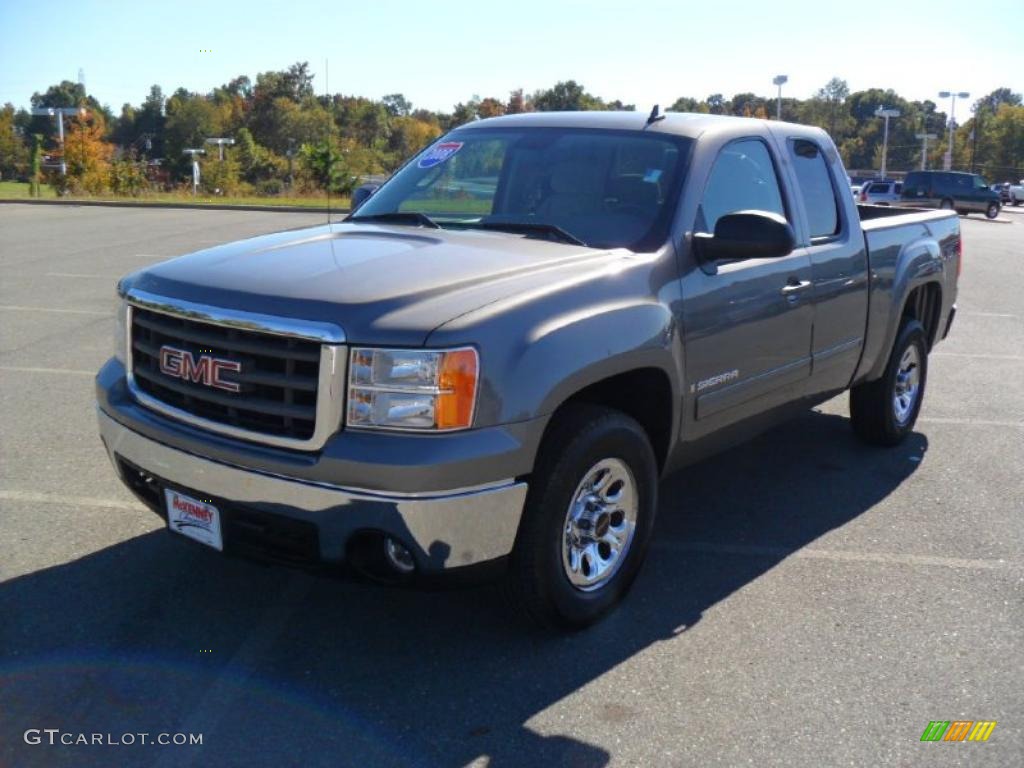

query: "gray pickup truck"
(96, 111), (960, 628)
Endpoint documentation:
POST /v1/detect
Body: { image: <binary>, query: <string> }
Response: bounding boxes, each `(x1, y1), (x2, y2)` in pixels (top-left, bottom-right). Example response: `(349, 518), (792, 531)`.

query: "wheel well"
(552, 368), (673, 472)
(902, 282), (942, 350)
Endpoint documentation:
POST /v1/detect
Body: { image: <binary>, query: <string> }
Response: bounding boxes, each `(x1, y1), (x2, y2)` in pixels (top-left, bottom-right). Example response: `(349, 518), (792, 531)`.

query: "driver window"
(699, 139), (786, 232)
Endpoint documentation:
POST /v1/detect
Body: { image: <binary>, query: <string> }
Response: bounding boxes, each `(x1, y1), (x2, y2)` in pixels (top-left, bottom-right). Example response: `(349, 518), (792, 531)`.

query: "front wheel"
(505, 404), (658, 629)
(940, 198), (954, 210)
(986, 202), (1000, 219)
(850, 319), (928, 446)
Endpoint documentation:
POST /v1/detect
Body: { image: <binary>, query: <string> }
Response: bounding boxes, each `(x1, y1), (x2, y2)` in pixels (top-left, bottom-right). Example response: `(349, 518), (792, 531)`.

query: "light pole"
(938, 90), (969, 170)
(915, 132), (937, 170)
(875, 107), (900, 179)
(29, 106), (86, 176)
(773, 75), (788, 121)
(183, 148), (205, 196)
(204, 137), (235, 161)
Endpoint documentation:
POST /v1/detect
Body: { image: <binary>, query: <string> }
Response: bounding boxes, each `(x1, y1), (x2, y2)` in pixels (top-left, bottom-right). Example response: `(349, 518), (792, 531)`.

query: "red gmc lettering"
(159, 346), (241, 392)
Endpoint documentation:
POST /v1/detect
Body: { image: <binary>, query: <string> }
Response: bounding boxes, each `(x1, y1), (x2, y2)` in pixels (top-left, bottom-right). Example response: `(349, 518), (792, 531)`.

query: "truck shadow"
(0, 410), (926, 768)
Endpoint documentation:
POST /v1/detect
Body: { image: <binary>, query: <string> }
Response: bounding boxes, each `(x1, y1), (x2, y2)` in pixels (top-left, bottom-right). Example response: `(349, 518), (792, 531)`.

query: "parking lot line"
(0, 304), (109, 316)
(932, 351), (1023, 361)
(45, 272), (122, 279)
(918, 416), (1024, 428)
(960, 311), (1020, 319)
(0, 489), (142, 511)
(0, 366), (95, 376)
(653, 540), (1018, 572)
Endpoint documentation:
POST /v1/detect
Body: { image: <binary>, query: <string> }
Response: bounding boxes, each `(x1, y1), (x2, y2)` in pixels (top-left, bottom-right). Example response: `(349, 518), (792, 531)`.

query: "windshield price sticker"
(417, 141), (463, 168)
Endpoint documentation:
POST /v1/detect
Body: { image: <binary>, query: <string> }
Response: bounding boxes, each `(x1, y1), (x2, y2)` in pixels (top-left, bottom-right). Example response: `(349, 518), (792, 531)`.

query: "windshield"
(351, 128), (693, 251)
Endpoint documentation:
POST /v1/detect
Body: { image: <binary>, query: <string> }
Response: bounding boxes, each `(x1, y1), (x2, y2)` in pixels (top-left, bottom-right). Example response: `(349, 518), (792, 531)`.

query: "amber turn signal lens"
(436, 349), (478, 429)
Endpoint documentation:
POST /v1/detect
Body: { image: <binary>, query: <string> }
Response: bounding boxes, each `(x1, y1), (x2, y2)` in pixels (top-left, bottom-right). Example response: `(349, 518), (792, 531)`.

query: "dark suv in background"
(899, 170), (1001, 218)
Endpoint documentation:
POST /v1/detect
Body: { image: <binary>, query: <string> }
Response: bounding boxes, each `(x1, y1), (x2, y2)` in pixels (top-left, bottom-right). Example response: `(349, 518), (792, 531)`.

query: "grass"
(0, 181), (350, 209)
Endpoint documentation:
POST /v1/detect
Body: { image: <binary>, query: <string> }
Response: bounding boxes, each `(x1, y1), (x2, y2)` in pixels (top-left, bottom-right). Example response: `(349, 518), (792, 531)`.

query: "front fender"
(426, 252), (684, 429)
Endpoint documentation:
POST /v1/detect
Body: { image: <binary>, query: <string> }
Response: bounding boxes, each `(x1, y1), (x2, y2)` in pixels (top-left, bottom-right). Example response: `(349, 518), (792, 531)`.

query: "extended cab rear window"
(787, 139), (840, 240)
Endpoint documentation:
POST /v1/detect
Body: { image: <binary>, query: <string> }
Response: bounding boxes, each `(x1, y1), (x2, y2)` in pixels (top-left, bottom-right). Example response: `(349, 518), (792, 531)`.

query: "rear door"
(784, 138), (869, 396)
(679, 137), (814, 430)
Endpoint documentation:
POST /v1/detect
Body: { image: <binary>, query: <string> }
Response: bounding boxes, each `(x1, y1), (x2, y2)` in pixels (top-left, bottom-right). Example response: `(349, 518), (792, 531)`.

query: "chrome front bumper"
(97, 409), (527, 571)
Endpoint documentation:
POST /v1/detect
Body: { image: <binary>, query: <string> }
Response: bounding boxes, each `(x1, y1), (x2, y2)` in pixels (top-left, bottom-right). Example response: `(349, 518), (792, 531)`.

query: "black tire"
(850, 319), (928, 446)
(986, 202), (1000, 219)
(940, 198), (954, 210)
(505, 403), (658, 629)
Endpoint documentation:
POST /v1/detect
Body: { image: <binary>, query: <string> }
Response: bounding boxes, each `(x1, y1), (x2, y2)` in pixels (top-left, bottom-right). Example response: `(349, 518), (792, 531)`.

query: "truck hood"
(124, 222), (622, 345)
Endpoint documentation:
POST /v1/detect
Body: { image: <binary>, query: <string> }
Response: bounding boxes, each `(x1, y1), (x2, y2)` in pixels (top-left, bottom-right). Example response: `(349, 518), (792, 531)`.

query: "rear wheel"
(940, 198), (954, 210)
(850, 319), (928, 446)
(986, 202), (1000, 219)
(505, 404), (658, 629)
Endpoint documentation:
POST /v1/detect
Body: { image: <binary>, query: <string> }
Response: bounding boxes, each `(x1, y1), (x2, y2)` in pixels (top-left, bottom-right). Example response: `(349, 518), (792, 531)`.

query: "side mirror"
(351, 183), (380, 211)
(693, 210), (796, 262)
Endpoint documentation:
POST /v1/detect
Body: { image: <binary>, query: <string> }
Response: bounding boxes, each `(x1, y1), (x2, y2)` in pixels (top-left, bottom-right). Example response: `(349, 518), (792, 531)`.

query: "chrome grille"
(123, 293), (346, 451)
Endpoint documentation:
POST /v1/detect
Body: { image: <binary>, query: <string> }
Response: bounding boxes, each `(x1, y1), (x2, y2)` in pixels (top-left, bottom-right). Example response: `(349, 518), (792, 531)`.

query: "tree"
(163, 91), (219, 179)
(669, 97), (700, 113)
(532, 81), (602, 111)
(507, 89), (530, 114)
(815, 78), (850, 138)
(476, 97), (506, 119)
(57, 112), (113, 194)
(382, 94), (412, 117)
(705, 94), (726, 115)
(0, 103), (28, 180)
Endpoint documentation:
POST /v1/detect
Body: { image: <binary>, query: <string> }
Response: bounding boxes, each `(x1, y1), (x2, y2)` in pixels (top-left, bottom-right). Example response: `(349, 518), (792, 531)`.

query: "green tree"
(0, 103), (28, 180)
(382, 94), (412, 117)
(669, 97), (700, 112)
(163, 90), (219, 179)
(532, 81), (603, 111)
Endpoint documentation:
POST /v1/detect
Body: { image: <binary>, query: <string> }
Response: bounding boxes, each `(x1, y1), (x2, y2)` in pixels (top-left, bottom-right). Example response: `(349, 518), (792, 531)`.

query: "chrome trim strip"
(123, 287), (346, 343)
(125, 302), (346, 451)
(98, 408), (527, 568)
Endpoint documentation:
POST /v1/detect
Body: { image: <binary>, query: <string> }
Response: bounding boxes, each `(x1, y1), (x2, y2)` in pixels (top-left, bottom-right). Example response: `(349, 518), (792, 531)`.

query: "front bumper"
(97, 408), (528, 572)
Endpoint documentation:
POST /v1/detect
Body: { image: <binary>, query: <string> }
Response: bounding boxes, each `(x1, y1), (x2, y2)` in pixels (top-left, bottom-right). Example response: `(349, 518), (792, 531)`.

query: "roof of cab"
(453, 110), (816, 140)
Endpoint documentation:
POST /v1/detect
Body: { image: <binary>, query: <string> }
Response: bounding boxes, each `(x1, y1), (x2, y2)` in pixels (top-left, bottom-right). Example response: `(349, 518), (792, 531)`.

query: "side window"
(788, 139), (840, 239)
(699, 139), (786, 232)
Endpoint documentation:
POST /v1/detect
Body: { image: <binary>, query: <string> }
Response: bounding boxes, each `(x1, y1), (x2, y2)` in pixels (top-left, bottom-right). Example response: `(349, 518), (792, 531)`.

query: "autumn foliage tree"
(56, 112), (113, 194)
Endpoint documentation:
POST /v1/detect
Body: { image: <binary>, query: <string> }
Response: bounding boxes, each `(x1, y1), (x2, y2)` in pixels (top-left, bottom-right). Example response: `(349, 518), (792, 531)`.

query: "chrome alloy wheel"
(893, 345), (921, 426)
(561, 458), (638, 592)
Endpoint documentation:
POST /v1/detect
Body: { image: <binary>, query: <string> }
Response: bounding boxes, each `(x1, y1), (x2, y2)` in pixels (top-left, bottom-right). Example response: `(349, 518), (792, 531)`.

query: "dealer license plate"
(165, 488), (223, 551)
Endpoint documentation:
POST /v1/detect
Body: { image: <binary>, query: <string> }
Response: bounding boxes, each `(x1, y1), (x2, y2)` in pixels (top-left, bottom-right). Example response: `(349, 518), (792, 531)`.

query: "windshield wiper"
(348, 211), (440, 229)
(463, 221), (587, 247)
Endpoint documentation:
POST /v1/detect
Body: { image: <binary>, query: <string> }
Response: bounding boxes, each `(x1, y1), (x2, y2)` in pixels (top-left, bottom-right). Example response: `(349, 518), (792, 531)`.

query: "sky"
(1, 0), (1021, 116)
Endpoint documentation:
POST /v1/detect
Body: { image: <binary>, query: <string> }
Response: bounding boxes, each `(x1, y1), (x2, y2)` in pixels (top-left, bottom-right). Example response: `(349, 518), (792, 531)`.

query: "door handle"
(781, 279), (812, 302)
(781, 279), (812, 294)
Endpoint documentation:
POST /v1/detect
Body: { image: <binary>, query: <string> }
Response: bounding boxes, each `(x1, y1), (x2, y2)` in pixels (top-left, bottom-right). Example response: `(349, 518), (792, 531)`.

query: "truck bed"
(853, 204), (960, 388)
(856, 204), (958, 231)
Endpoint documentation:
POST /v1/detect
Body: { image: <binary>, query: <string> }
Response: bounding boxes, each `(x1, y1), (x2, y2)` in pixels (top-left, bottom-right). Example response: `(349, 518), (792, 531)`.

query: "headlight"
(114, 297), (128, 364)
(347, 347), (479, 431)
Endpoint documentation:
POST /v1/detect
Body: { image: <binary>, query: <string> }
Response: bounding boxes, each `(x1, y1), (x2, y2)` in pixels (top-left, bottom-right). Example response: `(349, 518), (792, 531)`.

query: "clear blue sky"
(1, 0), (1021, 114)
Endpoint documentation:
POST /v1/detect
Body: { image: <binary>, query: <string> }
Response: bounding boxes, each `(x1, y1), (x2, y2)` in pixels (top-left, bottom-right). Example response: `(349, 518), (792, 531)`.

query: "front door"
(680, 138), (814, 435)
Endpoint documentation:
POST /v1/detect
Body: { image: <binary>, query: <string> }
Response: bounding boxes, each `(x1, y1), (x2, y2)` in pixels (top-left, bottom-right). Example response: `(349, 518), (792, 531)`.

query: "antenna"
(646, 104), (665, 126)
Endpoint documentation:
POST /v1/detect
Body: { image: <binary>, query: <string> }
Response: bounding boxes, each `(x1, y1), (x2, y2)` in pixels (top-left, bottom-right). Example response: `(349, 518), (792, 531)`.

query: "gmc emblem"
(158, 346), (241, 393)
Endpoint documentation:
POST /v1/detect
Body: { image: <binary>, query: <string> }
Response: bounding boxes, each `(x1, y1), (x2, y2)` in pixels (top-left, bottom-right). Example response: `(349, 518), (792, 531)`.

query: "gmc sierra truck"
(96, 111), (960, 628)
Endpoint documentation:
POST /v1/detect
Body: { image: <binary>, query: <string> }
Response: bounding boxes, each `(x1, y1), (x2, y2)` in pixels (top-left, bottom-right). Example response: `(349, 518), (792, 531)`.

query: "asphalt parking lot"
(1, 203), (1021, 767)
